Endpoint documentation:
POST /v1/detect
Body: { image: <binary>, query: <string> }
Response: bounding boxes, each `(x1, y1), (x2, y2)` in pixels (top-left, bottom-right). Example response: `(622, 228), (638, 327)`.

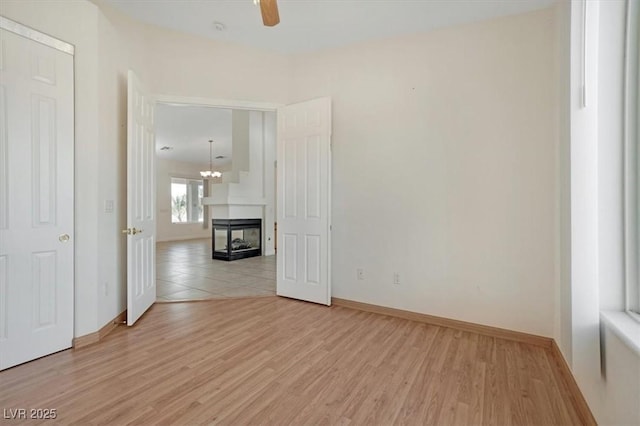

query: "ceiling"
(155, 104), (233, 167)
(104, 0), (557, 54)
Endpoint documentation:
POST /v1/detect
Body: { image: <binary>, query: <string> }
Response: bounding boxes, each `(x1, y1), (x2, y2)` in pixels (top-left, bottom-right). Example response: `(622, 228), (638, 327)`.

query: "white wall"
(292, 8), (558, 337)
(98, 4), (291, 104)
(554, 0), (573, 363)
(232, 110), (251, 175)
(156, 158), (219, 242)
(96, 4), (128, 336)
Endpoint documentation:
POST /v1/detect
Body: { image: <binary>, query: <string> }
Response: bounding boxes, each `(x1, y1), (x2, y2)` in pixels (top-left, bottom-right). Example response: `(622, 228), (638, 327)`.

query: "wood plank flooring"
(0, 297), (584, 425)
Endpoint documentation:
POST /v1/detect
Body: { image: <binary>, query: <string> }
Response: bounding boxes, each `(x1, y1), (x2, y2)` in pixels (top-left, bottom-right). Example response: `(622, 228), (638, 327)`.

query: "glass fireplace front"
(212, 219), (262, 261)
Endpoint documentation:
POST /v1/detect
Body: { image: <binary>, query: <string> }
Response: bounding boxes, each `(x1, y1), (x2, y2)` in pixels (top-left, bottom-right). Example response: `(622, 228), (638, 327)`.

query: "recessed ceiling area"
(155, 104), (232, 167)
(103, 0), (557, 54)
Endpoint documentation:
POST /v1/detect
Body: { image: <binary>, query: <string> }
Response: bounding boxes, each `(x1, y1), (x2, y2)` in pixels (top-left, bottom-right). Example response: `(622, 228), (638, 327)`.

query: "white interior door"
(0, 26), (74, 370)
(126, 70), (156, 326)
(276, 97), (332, 305)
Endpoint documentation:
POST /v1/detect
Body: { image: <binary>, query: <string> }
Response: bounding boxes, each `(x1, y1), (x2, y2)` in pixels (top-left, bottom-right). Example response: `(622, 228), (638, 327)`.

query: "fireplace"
(212, 219), (262, 261)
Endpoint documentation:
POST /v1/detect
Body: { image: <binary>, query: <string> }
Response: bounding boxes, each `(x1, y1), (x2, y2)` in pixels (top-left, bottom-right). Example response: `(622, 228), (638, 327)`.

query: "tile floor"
(156, 238), (276, 301)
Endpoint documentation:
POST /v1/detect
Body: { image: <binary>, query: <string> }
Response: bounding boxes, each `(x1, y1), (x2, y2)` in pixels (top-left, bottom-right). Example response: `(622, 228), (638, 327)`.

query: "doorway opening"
(153, 103), (278, 301)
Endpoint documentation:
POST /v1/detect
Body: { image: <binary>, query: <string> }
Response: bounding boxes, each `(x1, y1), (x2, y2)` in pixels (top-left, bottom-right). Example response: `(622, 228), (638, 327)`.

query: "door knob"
(58, 234), (70, 242)
(122, 228), (143, 235)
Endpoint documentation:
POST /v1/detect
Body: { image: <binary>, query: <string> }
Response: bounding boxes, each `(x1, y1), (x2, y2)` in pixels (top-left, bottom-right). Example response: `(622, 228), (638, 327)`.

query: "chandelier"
(200, 139), (222, 179)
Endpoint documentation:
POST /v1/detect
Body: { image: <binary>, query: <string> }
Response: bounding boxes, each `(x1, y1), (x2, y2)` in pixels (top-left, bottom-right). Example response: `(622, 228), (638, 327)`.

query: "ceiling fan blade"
(260, 0), (280, 27)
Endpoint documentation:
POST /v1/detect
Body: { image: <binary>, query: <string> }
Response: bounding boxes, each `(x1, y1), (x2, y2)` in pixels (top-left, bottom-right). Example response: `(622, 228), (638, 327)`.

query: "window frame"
(624, 0), (640, 319)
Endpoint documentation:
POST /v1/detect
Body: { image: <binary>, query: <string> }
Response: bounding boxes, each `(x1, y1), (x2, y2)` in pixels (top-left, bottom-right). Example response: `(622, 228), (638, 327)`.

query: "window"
(625, 0), (640, 318)
(171, 177), (204, 223)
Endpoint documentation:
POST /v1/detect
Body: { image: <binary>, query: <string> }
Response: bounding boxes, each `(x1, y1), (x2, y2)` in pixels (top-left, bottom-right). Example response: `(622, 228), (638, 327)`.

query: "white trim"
(155, 95), (282, 112)
(581, 0), (588, 108)
(624, 0), (640, 315)
(0, 15), (74, 55)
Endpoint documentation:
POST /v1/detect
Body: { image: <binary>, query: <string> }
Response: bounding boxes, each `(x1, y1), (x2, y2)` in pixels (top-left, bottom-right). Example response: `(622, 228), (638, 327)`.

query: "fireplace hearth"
(212, 219), (262, 261)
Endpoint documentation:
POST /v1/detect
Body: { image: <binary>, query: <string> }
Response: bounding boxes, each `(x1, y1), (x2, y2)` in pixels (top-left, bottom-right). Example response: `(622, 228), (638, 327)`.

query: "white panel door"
(126, 70), (156, 326)
(277, 98), (332, 305)
(0, 29), (74, 370)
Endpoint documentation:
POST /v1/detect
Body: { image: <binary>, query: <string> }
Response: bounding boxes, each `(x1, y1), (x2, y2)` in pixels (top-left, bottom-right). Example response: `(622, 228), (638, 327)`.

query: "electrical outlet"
(357, 268), (364, 280)
(393, 272), (400, 285)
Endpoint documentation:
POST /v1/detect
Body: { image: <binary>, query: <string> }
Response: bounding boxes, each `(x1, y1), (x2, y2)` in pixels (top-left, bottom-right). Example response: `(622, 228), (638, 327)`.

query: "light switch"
(104, 200), (114, 213)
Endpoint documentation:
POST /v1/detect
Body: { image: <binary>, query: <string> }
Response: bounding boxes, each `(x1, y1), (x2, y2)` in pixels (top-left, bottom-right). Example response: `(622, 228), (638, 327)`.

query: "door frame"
(154, 95), (282, 112)
(0, 16), (75, 55)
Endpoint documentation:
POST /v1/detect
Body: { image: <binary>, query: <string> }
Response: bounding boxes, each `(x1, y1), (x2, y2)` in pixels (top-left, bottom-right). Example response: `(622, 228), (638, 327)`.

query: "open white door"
(276, 97), (332, 305)
(0, 25), (74, 369)
(126, 70), (156, 326)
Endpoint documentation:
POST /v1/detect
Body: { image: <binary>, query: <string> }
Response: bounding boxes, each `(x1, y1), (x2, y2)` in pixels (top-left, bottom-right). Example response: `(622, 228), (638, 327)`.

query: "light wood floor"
(156, 239), (276, 301)
(0, 297), (583, 425)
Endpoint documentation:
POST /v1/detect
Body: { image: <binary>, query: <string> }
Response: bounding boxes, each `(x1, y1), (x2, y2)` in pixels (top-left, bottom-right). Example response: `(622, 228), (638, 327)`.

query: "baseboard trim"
(72, 310), (127, 349)
(550, 340), (598, 426)
(331, 297), (552, 348)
